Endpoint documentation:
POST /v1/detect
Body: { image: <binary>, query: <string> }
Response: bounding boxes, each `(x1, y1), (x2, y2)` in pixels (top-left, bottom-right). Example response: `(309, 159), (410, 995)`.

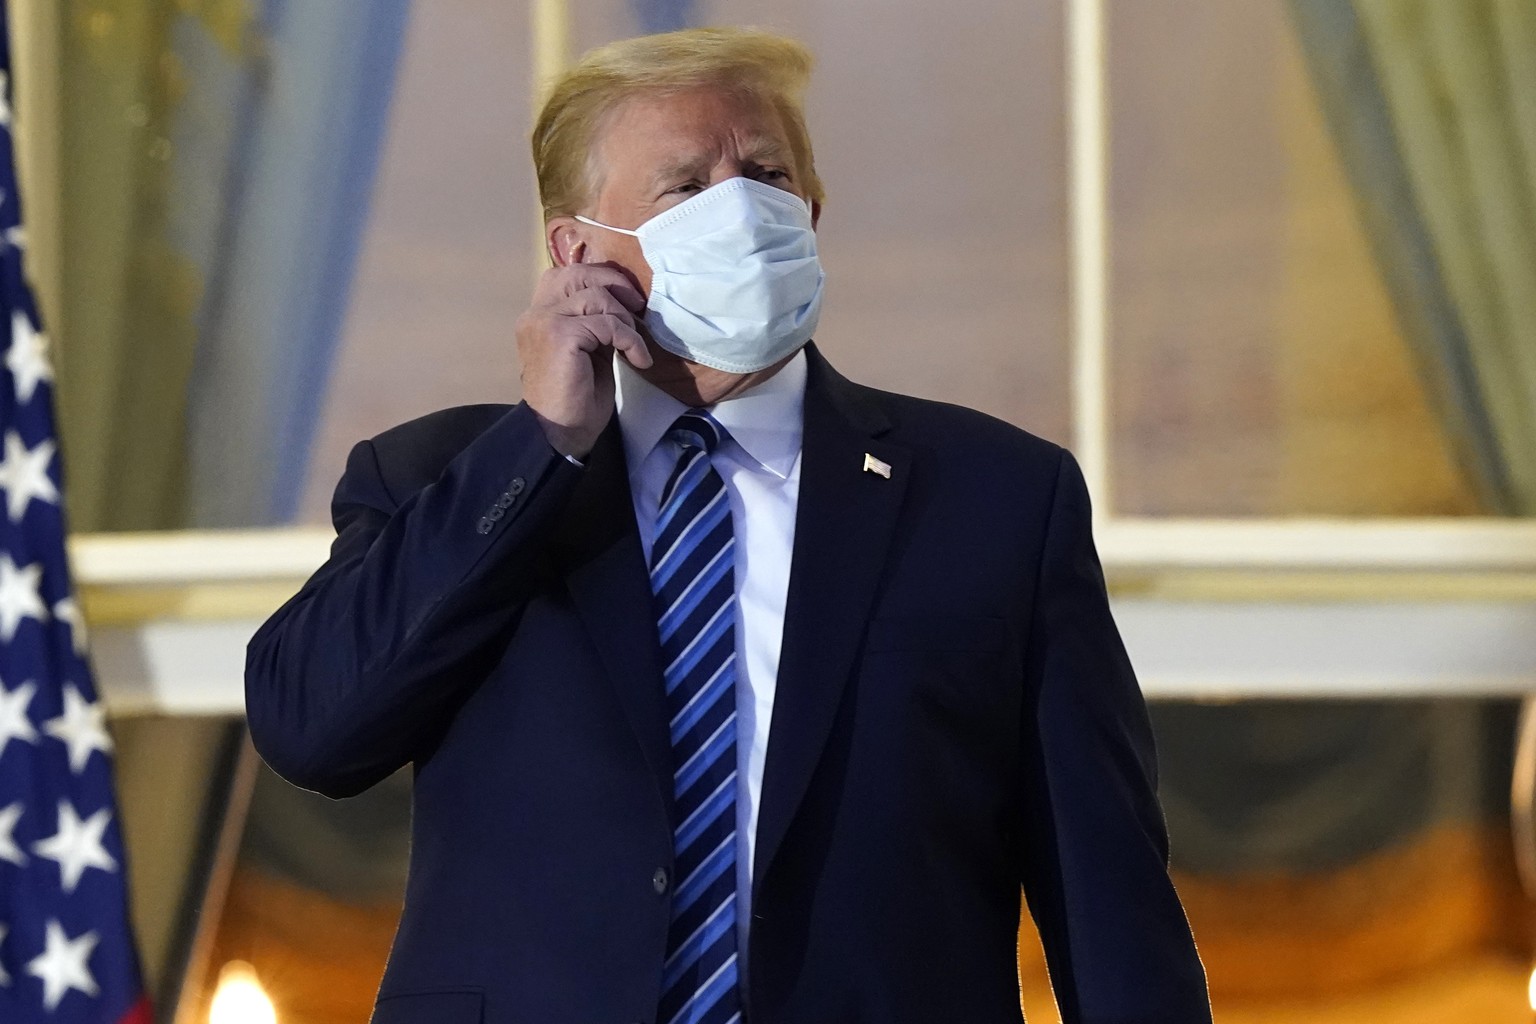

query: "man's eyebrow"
(649, 137), (795, 187)
(739, 134), (793, 163)
(650, 155), (710, 186)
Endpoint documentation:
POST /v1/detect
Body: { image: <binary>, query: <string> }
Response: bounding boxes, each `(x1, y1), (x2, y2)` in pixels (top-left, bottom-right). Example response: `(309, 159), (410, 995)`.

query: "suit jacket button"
(476, 518), (493, 535)
(652, 867), (669, 894)
(508, 477), (526, 495)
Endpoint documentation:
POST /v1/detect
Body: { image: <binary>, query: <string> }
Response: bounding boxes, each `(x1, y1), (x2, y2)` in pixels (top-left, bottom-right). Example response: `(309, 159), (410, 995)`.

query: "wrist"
(532, 410), (598, 461)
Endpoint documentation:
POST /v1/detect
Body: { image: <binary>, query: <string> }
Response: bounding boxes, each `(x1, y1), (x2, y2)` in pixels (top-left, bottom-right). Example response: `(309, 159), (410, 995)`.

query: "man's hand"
(516, 264), (653, 459)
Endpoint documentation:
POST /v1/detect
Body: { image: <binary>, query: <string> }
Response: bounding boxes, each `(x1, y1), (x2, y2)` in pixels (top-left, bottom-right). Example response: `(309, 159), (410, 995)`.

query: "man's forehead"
(650, 131), (792, 172)
(607, 89), (788, 150)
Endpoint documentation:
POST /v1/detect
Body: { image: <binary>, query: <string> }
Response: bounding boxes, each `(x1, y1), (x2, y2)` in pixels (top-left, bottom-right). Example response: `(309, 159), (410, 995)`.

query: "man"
(246, 27), (1211, 1024)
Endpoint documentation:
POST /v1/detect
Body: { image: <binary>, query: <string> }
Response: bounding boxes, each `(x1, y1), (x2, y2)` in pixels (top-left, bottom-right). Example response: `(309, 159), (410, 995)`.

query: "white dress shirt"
(614, 349), (806, 982)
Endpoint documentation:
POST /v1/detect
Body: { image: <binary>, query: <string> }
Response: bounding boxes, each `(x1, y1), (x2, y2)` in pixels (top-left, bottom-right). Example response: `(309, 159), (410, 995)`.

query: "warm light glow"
(1527, 966), (1536, 1012)
(210, 961), (276, 1024)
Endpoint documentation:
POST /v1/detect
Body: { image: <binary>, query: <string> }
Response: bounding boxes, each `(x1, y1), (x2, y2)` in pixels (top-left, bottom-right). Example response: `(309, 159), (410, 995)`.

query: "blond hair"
(533, 28), (824, 221)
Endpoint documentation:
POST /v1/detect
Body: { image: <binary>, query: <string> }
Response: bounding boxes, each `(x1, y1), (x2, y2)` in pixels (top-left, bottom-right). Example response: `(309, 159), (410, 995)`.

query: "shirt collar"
(615, 348), (807, 480)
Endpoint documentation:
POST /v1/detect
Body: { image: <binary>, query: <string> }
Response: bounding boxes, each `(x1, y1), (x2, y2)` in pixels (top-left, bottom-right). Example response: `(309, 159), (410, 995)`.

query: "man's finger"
(538, 263), (644, 308)
(559, 285), (639, 324)
(577, 313), (647, 360)
(605, 281), (647, 315)
(610, 325), (654, 369)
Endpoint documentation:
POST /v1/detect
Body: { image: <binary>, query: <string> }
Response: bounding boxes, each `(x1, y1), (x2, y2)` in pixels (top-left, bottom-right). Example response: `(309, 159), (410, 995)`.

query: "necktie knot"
(666, 411), (725, 455)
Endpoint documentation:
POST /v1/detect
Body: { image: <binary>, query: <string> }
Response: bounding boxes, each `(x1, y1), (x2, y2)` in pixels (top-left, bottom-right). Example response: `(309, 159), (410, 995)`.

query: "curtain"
(1290, 0), (1536, 515)
(54, 0), (409, 531)
(183, 0), (411, 526)
(630, 0), (695, 34)
(55, 0), (207, 531)
(1352, 0), (1536, 513)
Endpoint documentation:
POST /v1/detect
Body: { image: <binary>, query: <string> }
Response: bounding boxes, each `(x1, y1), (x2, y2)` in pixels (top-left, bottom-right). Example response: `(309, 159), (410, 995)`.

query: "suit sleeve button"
(487, 505), (505, 522)
(496, 492), (515, 509)
(508, 477), (526, 495)
(652, 867), (669, 894)
(476, 518), (493, 535)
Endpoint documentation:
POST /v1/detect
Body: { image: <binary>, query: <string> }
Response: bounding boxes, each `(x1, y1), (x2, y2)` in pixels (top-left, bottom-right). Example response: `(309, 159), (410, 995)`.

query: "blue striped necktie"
(650, 411), (744, 1024)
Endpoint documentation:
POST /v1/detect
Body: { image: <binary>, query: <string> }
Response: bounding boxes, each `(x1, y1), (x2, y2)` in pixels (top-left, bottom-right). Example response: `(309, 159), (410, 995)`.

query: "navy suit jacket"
(246, 346), (1210, 1024)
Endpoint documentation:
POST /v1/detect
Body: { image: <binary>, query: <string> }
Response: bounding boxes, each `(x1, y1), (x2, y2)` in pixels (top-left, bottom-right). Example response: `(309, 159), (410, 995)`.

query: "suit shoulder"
(859, 384), (1065, 472)
(368, 403), (515, 452)
(361, 403), (518, 496)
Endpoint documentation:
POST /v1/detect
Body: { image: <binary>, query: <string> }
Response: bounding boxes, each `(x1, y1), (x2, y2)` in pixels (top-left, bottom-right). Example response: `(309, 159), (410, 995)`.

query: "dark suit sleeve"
(1017, 449), (1211, 1024)
(245, 402), (583, 798)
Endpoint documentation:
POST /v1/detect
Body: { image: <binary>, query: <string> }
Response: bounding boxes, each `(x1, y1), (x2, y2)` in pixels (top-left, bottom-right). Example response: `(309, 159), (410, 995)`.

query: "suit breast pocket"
(863, 614), (1019, 715)
(371, 990), (483, 1024)
(859, 615), (1022, 796)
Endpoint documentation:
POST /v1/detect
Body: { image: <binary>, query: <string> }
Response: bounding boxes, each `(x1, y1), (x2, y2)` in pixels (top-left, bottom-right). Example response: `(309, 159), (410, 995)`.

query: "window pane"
(1107, 0), (1480, 517)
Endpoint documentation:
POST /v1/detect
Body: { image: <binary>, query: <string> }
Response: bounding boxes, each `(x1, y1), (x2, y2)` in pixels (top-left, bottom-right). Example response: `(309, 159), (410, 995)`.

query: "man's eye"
(666, 182), (702, 195)
(757, 169), (789, 181)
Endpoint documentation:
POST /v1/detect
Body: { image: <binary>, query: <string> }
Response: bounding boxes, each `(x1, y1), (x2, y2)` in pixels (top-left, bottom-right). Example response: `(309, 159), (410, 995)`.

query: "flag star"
(8, 309), (54, 404)
(0, 554), (47, 642)
(0, 801), (25, 866)
(0, 923), (9, 986)
(54, 596), (88, 656)
(44, 685), (112, 773)
(32, 800), (117, 893)
(0, 676), (39, 759)
(25, 920), (99, 1010)
(0, 429), (58, 521)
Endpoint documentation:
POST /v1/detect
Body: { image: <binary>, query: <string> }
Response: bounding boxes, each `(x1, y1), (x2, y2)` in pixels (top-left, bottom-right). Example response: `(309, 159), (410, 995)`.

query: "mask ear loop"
(574, 214), (640, 237)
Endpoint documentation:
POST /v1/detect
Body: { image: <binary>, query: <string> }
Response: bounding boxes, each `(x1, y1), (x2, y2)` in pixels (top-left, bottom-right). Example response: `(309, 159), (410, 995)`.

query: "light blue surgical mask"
(575, 177), (824, 374)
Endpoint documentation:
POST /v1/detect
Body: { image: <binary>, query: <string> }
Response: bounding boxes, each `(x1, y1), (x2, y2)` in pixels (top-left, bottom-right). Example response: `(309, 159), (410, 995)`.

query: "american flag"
(0, 5), (151, 1023)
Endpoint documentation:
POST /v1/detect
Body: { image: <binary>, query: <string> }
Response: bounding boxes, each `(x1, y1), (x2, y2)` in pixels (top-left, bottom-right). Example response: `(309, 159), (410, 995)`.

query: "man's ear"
(546, 216), (586, 267)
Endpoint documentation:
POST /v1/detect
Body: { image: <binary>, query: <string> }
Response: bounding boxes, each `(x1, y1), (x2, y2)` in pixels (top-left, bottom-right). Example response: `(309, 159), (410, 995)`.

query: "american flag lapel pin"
(863, 453), (892, 479)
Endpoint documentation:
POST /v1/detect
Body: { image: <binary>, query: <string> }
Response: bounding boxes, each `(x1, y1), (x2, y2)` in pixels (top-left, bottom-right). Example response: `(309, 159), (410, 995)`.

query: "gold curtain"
(1354, 0), (1536, 514)
(51, 0), (252, 532)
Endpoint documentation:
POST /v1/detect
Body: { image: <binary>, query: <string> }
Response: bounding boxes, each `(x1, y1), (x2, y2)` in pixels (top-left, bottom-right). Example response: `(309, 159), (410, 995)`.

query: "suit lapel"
(753, 348), (911, 896)
(558, 419), (675, 824)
